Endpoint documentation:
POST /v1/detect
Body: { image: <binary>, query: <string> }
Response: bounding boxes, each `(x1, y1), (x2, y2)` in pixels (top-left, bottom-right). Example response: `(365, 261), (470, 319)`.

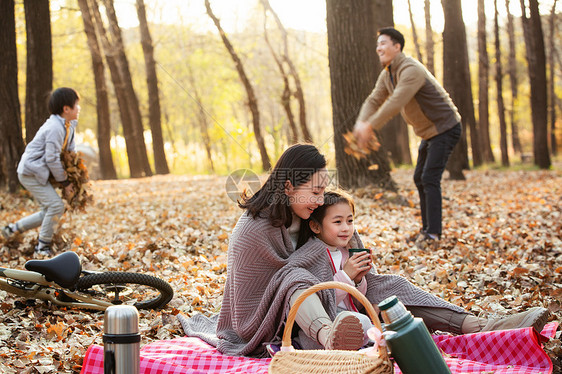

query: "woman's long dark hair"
(239, 143), (326, 227)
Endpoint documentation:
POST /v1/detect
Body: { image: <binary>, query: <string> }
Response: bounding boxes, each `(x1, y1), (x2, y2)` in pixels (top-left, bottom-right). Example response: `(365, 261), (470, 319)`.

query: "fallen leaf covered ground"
(0, 168), (561, 373)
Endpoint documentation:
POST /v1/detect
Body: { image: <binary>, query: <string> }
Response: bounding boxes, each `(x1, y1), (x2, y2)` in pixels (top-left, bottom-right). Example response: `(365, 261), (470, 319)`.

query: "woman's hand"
(343, 250), (372, 284)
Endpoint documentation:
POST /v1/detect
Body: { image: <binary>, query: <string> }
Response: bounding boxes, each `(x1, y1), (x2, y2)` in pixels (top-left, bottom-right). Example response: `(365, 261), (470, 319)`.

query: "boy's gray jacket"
(178, 210), (465, 357)
(17, 114), (76, 185)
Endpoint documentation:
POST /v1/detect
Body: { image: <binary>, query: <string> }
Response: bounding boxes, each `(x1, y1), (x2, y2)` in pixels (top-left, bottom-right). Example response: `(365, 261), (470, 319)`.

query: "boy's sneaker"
(2, 225), (14, 239)
(324, 311), (364, 351)
(34, 244), (53, 256)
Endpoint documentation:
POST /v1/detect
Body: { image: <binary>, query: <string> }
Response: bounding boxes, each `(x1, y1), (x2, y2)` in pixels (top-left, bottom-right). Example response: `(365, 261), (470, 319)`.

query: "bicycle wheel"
(75, 272), (173, 310)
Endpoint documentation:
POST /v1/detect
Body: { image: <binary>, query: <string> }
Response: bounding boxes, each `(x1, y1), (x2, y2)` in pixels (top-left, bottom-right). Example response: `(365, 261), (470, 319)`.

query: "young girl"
(303, 190), (375, 345)
(2, 87), (80, 256)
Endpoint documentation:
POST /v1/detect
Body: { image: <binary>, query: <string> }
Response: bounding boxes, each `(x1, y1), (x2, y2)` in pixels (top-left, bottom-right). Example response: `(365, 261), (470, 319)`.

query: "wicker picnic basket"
(268, 281), (394, 374)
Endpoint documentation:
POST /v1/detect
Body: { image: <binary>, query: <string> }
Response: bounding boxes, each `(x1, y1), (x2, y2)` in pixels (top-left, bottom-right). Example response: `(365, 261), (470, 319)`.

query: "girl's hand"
(343, 250), (372, 284)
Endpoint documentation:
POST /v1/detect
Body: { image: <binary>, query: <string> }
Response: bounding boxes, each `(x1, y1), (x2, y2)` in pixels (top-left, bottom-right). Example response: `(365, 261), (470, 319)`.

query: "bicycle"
(0, 251), (173, 311)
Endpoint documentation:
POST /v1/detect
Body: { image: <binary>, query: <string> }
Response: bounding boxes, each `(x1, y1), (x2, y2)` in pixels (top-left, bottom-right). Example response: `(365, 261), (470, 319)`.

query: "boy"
(2, 87), (80, 256)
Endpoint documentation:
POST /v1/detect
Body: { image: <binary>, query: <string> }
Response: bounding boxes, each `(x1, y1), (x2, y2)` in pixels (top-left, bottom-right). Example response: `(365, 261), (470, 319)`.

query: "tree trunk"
(260, 0), (312, 143)
(186, 65), (215, 172)
(424, 0), (435, 75)
(494, 0), (509, 166)
(288, 59), (313, 143)
(23, 0), (52, 143)
(91, 0), (141, 177)
(326, 0), (395, 190)
(136, 0), (169, 175)
(477, 0), (494, 163)
(196, 103), (215, 173)
(205, 0), (271, 171)
(0, 0), (25, 192)
(371, 0), (411, 166)
(505, 0), (522, 155)
(441, 0), (475, 180)
(519, 0), (550, 169)
(262, 6), (298, 144)
(548, 0), (558, 156)
(102, 0), (153, 177)
(407, 0), (423, 63)
(78, 0), (117, 180)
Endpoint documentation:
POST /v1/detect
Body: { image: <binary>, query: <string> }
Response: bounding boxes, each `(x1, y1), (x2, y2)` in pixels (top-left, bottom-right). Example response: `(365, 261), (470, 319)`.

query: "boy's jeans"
(413, 123), (462, 236)
(16, 173), (65, 243)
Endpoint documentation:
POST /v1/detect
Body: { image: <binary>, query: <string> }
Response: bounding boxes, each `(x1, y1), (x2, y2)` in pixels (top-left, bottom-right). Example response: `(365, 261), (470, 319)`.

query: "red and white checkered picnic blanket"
(80, 322), (558, 374)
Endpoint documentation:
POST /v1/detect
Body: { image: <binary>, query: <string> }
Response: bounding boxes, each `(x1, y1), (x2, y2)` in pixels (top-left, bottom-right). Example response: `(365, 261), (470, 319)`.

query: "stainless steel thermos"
(378, 296), (451, 374)
(103, 305), (141, 374)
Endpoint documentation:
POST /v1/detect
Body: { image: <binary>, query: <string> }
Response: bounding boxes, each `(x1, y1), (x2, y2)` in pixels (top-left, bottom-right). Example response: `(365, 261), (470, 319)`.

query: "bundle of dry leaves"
(343, 130), (381, 160)
(50, 150), (93, 211)
(343, 131), (384, 170)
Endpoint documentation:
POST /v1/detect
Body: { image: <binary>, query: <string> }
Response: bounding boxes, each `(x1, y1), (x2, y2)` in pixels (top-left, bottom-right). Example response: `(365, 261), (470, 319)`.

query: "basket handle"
(283, 281), (389, 359)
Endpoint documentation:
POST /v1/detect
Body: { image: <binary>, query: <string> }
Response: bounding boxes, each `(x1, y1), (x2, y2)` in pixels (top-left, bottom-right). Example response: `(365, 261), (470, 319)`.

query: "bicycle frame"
(0, 267), (112, 311)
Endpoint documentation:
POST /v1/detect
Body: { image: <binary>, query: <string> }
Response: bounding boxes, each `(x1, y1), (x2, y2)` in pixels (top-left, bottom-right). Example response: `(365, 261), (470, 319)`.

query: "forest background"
(1, 0), (561, 185)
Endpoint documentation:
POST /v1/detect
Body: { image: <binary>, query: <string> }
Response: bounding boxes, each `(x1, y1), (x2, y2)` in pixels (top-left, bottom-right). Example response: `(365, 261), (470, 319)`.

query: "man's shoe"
(415, 233), (440, 250)
(324, 311), (364, 350)
(480, 307), (550, 333)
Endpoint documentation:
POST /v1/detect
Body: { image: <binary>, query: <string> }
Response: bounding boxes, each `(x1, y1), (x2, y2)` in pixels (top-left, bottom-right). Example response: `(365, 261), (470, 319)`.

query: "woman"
(179, 143), (549, 358)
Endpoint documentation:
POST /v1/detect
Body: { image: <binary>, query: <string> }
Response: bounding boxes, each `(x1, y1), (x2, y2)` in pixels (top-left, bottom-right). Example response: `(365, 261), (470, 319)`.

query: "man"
(353, 27), (462, 247)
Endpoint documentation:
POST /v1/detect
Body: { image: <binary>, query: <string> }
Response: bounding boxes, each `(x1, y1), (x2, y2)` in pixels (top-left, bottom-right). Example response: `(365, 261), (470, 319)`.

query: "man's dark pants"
(413, 123), (462, 236)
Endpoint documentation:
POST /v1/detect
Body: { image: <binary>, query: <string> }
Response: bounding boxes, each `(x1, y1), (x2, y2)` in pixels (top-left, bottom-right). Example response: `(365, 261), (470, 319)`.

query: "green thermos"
(378, 296), (451, 374)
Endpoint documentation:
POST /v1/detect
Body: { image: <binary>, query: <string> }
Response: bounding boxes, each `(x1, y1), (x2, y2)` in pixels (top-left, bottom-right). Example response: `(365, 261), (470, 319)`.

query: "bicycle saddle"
(25, 251), (82, 289)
